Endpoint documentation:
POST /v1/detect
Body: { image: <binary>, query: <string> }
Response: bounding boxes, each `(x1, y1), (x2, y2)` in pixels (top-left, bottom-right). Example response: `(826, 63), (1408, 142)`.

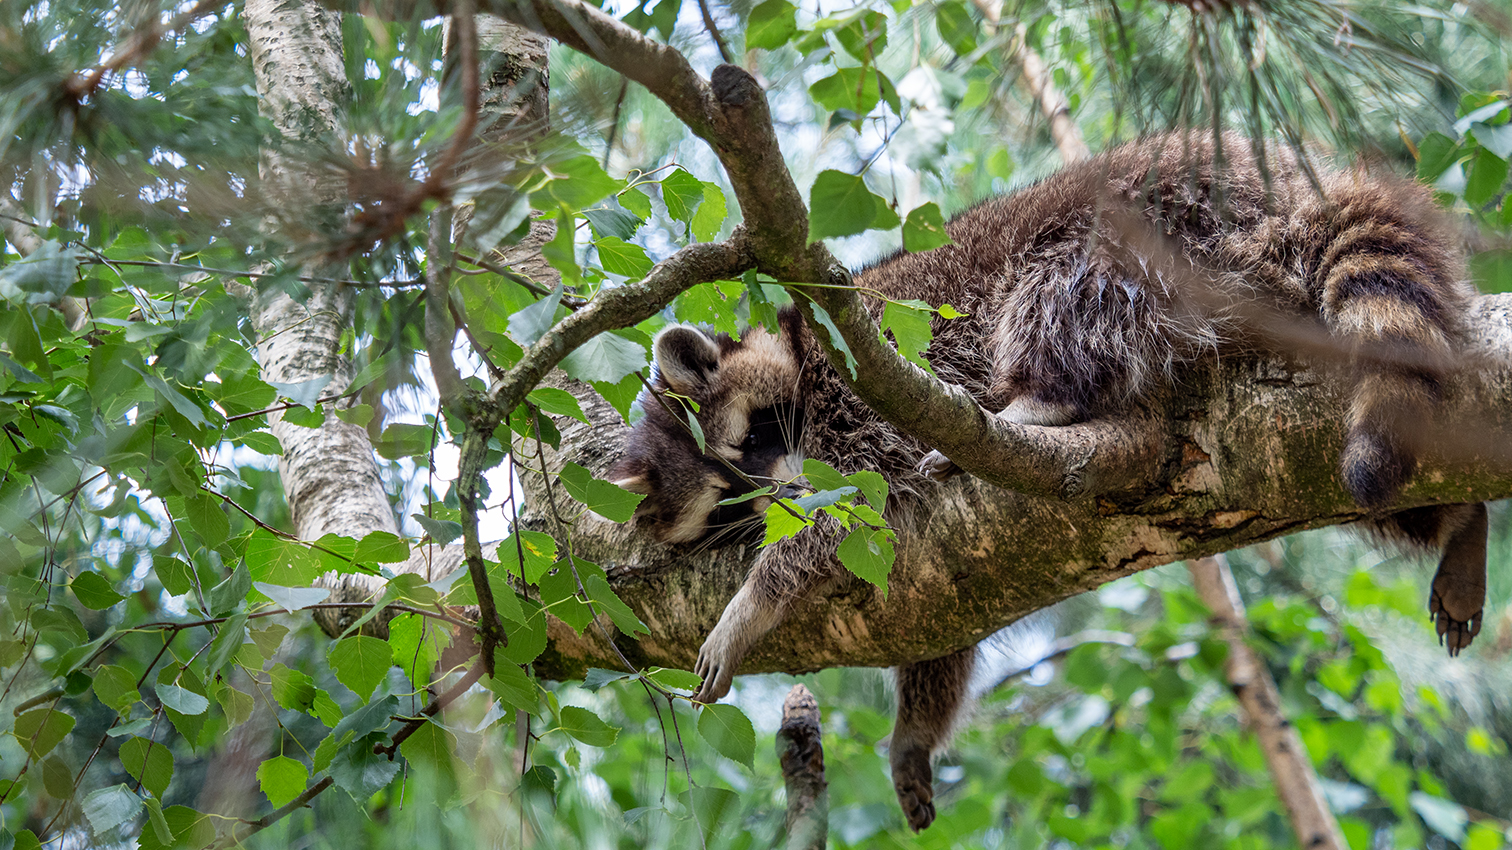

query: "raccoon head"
(609, 311), (808, 545)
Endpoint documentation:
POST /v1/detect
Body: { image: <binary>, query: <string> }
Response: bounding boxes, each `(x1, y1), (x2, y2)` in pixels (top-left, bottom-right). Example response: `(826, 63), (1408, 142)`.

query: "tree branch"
(514, 292), (1512, 679)
(1188, 555), (1346, 850)
(777, 684), (828, 850)
(482, 231), (756, 415)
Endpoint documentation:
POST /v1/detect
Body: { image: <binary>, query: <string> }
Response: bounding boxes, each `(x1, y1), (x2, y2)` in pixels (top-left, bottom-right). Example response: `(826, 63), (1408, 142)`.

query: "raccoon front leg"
(693, 516), (847, 703)
(891, 646), (976, 832)
(917, 397), (1078, 481)
(1428, 502), (1487, 655)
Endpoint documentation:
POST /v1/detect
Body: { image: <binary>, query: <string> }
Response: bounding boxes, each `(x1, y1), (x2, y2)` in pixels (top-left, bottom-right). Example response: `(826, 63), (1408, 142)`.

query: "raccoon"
(609, 131), (1486, 831)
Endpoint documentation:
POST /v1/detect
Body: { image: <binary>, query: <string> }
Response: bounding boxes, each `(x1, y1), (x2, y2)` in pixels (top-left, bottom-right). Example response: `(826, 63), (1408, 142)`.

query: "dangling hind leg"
(1371, 503), (1488, 655)
(1428, 503), (1487, 654)
(890, 646), (976, 831)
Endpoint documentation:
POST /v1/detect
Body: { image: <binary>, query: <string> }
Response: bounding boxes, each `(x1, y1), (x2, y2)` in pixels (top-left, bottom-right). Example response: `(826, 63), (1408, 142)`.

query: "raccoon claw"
(917, 450), (964, 481)
(1429, 586), (1482, 657)
(892, 747), (936, 832)
(693, 613), (745, 704)
(692, 643), (735, 704)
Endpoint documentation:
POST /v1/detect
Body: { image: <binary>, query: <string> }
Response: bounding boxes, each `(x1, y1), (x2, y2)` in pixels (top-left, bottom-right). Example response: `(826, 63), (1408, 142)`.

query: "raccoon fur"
(609, 131), (1486, 831)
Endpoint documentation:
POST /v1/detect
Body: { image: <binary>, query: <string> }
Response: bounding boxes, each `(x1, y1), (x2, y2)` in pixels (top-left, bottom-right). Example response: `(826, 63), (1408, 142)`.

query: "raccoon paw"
(891, 747), (936, 832)
(1429, 583), (1483, 657)
(693, 638), (738, 704)
(917, 449), (964, 481)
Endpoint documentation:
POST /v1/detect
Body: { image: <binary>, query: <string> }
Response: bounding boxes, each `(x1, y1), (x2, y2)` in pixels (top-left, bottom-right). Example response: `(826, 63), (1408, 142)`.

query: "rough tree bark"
(777, 684), (829, 850)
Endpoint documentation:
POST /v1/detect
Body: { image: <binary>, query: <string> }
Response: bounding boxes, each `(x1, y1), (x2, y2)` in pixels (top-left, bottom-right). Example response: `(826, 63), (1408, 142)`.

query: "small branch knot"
(710, 63), (759, 107)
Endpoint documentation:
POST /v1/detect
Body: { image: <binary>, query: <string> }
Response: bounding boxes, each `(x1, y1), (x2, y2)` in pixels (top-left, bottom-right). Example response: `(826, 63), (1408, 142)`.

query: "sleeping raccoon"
(609, 131), (1486, 831)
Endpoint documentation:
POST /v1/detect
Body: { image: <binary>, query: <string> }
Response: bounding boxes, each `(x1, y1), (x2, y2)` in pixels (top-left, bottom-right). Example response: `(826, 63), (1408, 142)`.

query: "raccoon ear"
(607, 457), (653, 494)
(653, 325), (720, 395)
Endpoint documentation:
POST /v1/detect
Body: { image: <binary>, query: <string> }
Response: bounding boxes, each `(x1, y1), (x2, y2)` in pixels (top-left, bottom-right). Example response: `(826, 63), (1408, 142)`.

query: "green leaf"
(584, 572), (649, 636)
(880, 300), (936, 375)
(331, 732), (402, 798)
(355, 531), (409, 563)
(413, 513), (463, 545)
(539, 155), (623, 211)
(804, 301), (856, 378)
(153, 555), (196, 597)
(399, 719), (457, 768)
(836, 526), (894, 596)
(801, 459), (849, 492)
(558, 462), (646, 523)
(527, 387), (589, 424)
(559, 705), (619, 747)
(257, 756), (308, 808)
(807, 170), (899, 243)
(94, 665), (142, 713)
(762, 500), (810, 545)
(1416, 132), (1460, 182)
(216, 684), (255, 727)
(583, 205), (642, 240)
(269, 664), (317, 713)
(330, 636), (392, 700)
(496, 529), (558, 584)
(697, 703), (755, 768)
(251, 623), (290, 660)
(157, 683), (209, 716)
(934, 0), (977, 55)
(645, 667), (703, 692)
(183, 491), (229, 546)
(902, 203), (954, 252)
(619, 186), (652, 219)
(205, 612), (248, 677)
(846, 469), (888, 511)
(595, 237), (655, 278)
(1465, 147), (1508, 207)
(119, 736), (174, 799)
(71, 571), (126, 609)
(209, 562), (251, 616)
(582, 668), (635, 691)
(660, 169), (705, 224)
(809, 67), (884, 118)
(13, 708), (76, 759)
(81, 784), (143, 835)
(334, 695), (399, 742)
(745, 0), (798, 50)
(692, 182), (727, 242)
(253, 581), (330, 613)
(559, 330), (649, 384)
(487, 652), (538, 712)
(0, 240), (80, 305)
(507, 285), (564, 347)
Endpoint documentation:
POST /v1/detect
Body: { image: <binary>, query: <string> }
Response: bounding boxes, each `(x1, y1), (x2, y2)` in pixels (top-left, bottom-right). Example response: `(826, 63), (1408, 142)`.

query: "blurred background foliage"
(3, 0), (1512, 848)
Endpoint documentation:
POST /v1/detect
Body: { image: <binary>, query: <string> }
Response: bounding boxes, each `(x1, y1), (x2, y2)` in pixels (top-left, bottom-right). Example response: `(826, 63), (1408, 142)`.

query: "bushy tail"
(1311, 177), (1469, 509)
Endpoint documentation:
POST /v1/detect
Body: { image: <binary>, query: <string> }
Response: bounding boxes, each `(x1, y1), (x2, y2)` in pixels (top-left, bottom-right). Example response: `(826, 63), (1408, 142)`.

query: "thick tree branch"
(517, 293), (1512, 679)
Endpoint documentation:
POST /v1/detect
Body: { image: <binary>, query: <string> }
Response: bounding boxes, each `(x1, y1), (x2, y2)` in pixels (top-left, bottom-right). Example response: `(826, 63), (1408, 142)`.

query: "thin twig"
(695, 0), (735, 64)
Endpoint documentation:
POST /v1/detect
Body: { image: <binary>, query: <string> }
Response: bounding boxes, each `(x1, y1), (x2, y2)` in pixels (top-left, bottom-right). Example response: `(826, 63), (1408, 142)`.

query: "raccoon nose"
(774, 483), (805, 500)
